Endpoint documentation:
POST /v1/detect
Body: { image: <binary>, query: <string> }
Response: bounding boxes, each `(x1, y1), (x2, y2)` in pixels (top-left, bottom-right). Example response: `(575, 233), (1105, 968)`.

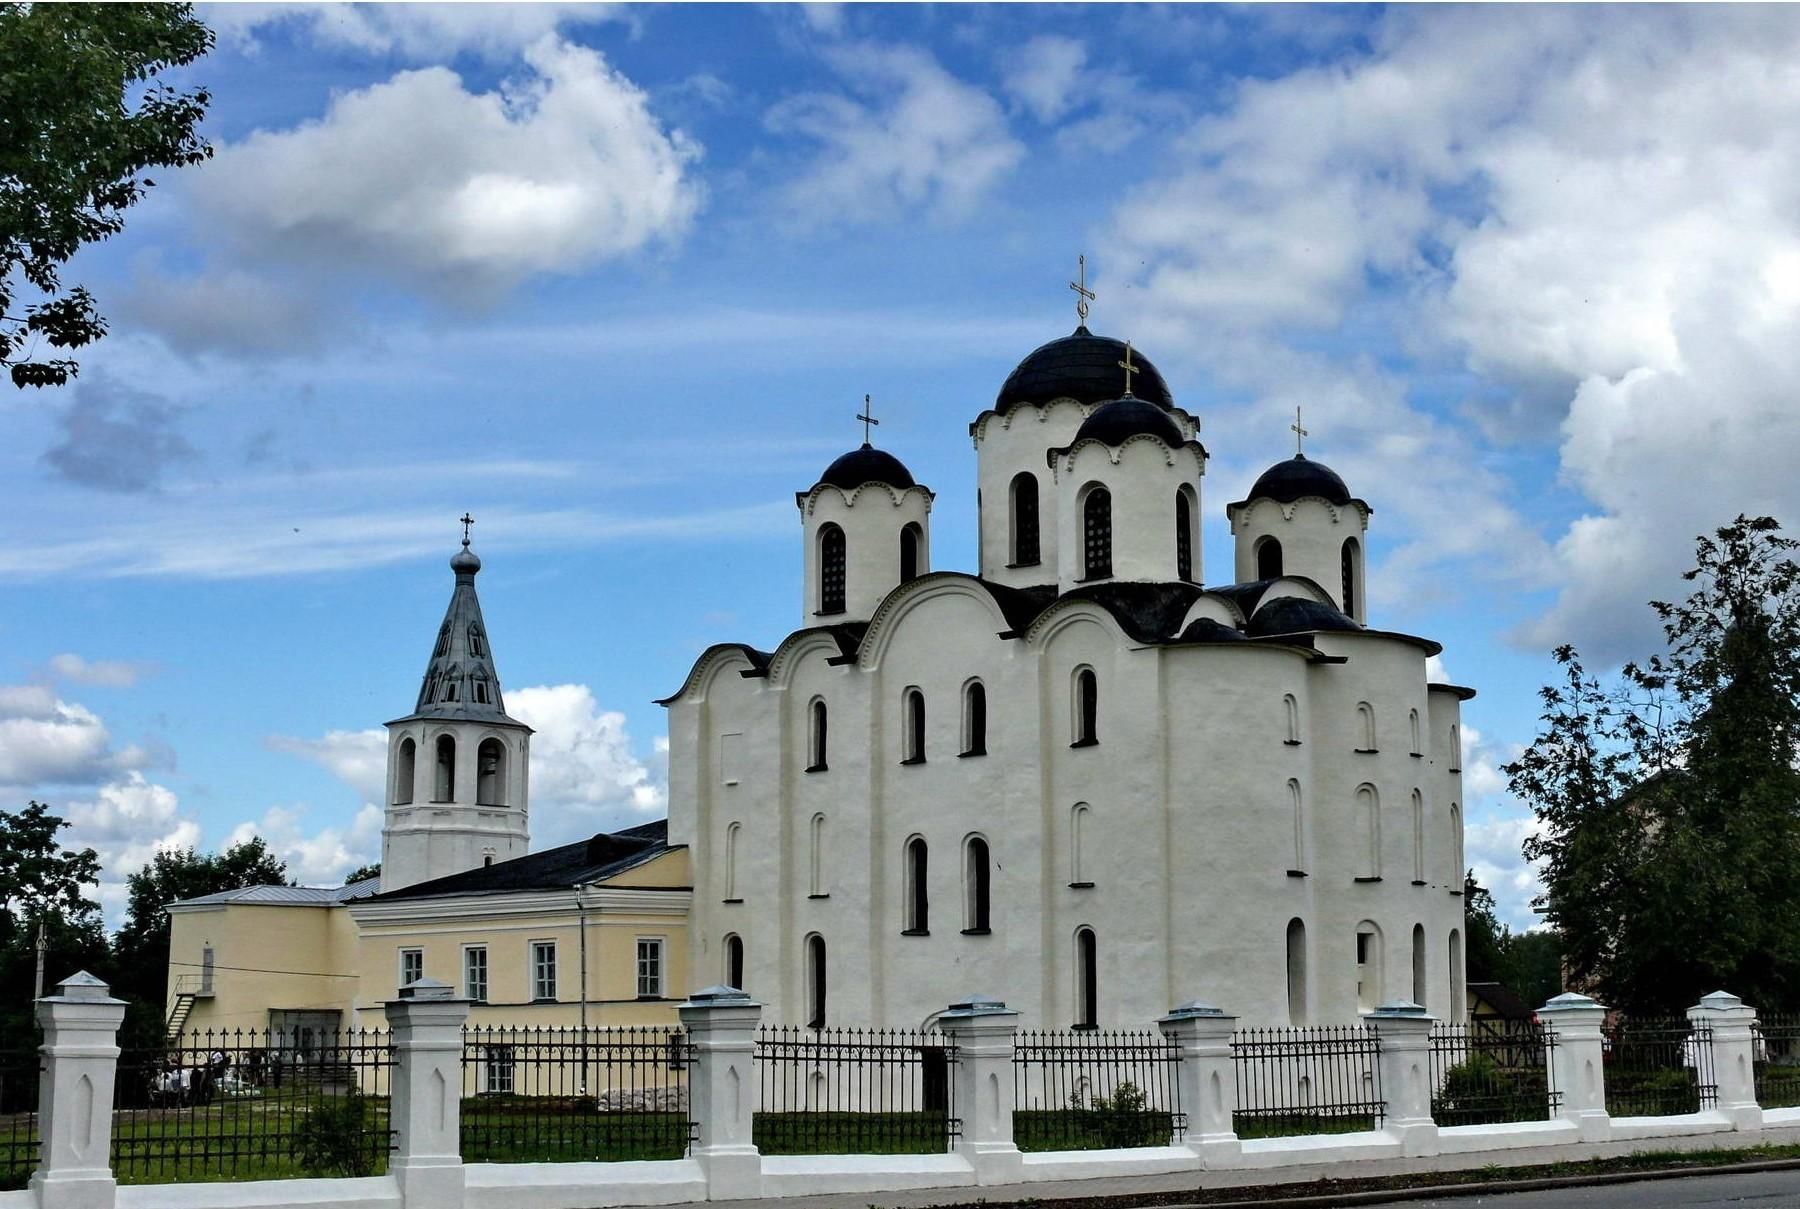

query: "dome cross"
(1117, 341), (1139, 396)
(459, 512), (475, 547)
(1070, 254), (1095, 325)
(1291, 407), (1308, 456)
(856, 394), (880, 446)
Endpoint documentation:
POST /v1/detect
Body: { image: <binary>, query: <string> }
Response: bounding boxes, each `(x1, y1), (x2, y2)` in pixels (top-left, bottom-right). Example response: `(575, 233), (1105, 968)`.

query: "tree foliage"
(0, 2), (213, 387)
(1509, 515), (1800, 1013)
(343, 862), (381, 886)
(1463, 871), (1565, 1012)
(0, 802), (106, 1034)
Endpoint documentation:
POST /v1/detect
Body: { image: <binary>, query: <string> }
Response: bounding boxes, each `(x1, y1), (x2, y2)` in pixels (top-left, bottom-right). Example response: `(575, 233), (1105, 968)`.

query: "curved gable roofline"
(764, 624), (865, 683)
(1178, 592), (1250, 632)
(1226, 494), (1372, 525)
(968, 394), (1093, 441)
(655, 642), (772, 707)
(795, 479), (936, 516)
(857, 571), (1017, 670)
(1022, 595), (1133, 647)
(1047, 434), (1208, 472)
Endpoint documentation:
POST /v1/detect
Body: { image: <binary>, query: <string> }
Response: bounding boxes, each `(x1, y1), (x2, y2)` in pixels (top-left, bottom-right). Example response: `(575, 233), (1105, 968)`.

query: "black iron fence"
(1755, 1014), (1800, 1109)
(0, 1044), (40, 1191)
(1232, 1025), (1383, 1139)
(459, 1026), (693, 1163)
(1428, 1021), (1559, 1125)
(111, 1027), (392, 1183)
(1602, 1017), (1715, 1116)
(753, 1027), (957, 1154)
(1011, 1029), (1184, 1151)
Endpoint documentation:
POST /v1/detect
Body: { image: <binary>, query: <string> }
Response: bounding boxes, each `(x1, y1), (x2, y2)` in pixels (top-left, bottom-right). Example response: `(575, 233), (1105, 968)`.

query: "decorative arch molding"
(1227, 495), (1373, 528)
(856, 572), (1014, 670)
(763, 629), (851, 685)
(1020, 597), (1129, 648)
(1176, 593), (1249, 632)
(968, 395), (1092, 444)
(795, 480), (937, 518)
(1246, 576), (1338, 613)
(1049, 432), (1197, 472)
(655, 643), (768, 706)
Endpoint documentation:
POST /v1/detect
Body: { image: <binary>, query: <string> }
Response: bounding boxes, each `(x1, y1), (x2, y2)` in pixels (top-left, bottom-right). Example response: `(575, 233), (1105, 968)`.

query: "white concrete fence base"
(16, 975), (1796, 1209)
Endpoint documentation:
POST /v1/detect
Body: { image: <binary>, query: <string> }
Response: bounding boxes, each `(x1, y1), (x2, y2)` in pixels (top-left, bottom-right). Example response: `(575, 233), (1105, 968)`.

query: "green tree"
(1509, 516), (1800, 1013)
(0, 802), (106, 1033)
(0, 3), (213, 388)
(343, 862), (380, 885)
(110, 838), (290, 1010)
(1461, 870), (1564, 1011)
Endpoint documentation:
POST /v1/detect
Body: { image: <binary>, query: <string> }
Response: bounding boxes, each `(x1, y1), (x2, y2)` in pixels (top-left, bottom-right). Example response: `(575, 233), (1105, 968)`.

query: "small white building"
(662, 323), (1472, 1030)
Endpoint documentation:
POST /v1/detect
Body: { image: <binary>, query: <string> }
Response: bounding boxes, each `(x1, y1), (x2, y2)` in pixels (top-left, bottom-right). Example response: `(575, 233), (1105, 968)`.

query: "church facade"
(663, 323), (1472, 1030)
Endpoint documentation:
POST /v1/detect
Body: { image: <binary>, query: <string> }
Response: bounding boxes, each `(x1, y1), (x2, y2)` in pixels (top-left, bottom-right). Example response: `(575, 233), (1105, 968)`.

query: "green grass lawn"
(1013, 1109), (1177, 1152)
(752, 1110), (950, 1155)
(1757, 1065), (1800, 1109)
(1604, 1067), (1704, 1117)
(105, 1093), (391, 1184)
(1232, 1111), (1379, 1140)
(459, 1101), (690, 1163)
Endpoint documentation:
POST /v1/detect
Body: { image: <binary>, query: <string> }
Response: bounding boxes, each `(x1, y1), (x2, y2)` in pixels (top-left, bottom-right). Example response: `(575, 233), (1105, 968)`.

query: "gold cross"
(856, 395), (879, 445)
(1070, 254), (1095, 325)
(1118, 341), (1139, 395)
(1291, 407), (1308, 456)
(459, 512), (475, 546)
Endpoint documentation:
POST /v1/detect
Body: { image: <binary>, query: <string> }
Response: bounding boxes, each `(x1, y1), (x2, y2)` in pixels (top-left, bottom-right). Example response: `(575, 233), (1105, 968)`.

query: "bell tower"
(381, 520), (532, 892)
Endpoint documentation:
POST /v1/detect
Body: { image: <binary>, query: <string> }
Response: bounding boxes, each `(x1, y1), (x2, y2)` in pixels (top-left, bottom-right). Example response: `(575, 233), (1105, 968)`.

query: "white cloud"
(62, 772), (204, 925)
(765, 43), (1023, 225)
(227, 803), (383, 886)
(1002, 35), (1087, 123)
(46, 654), (151, 689)
(205, 3), (624, 61)
(266, 729), (388, 805)
(0, 685), (130, 787)
(508, 684), (666, 845)
(194, 37), (702, 295)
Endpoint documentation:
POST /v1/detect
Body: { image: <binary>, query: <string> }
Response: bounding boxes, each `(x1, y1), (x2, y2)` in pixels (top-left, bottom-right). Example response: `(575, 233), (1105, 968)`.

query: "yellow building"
(164, 534), (693, 1038)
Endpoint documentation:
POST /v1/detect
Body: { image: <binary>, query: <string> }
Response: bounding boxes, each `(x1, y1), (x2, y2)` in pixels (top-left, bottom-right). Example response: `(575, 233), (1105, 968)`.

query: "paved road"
(1349, 1168), (1800, 1207)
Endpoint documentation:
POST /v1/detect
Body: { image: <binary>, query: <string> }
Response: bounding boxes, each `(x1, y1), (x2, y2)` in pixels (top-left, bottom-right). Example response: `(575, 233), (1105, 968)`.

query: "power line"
(167, 960), (358, 979)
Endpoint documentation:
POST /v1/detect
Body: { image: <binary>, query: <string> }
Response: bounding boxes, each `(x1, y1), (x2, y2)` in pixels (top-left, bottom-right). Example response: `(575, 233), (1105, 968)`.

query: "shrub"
(298, 1092), (376, 1177)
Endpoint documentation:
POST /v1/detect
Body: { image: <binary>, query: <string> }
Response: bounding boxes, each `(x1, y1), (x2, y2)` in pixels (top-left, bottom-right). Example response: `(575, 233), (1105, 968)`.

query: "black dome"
(1072, 397), (1185, 448)
(997, 327), (1174, 411)
(1179, 617), (1249, 643)
(818, 444), (916, 490)
(1246, 454), (1353, 506)
(1247, 595), (1362, 638)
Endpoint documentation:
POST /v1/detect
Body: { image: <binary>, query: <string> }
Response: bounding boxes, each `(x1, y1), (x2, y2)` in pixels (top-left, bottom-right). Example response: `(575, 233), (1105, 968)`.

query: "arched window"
(900, 523), (924, 583)
(806, 934), (827, 1028)
(724, 822), (741, 900)
(1082, 486), (1112, 579)
(1175, 488), (1194, 581)
(468, 624), (486, 658)
(1411, 790), (1425, 883)
(1285, 918), (1308, 1025)
(1070, 803), (1091, 885)
(1356, 785), (1380, 878)
(1411, 924), (1428, 1006)
(961, 681), (987, 756)
(1450, 724), (1462, 772)
(476, 738), (505, 806)
(1010, 473), (1041, 567)
(1288, 779), (1305, 873)
(1073, 668), (1099, 747)
(1341, 537), (1360, 619)
(473, 678), (490, 705)
(1448, 929), (1465, 1022)
(808, 699), (828, 772)
(433, 735), (455, 802)
(1409, 709), (1422, 756)
(1075, 927), (1098, 1028)
(902, 688), (926, 763)
(724, 934), (745, 991)
(441, 677), (459, 703)
(1257, 536), (1283, 580)
(1450, 802), (1464, 882)
(1283, 694), (1301, 745)
(818, 524), (846, 615)
(395, 738), (416, 805)
(809, 814), (825, 896)
(1356, 702), (1377, 751)
(904, 837), (929, 933)
(1355, 923), (1383, 1013)
(964, 837), (991, 933)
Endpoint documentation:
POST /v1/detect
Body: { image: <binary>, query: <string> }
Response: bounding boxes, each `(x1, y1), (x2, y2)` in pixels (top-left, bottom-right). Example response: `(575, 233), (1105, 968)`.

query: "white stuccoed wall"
(381, 719), (531, 892)
(797, 482), (933, 626)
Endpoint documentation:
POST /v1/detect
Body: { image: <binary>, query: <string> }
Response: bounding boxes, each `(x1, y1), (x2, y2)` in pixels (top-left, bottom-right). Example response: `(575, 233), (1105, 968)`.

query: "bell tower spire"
(381, 521), (533, 892)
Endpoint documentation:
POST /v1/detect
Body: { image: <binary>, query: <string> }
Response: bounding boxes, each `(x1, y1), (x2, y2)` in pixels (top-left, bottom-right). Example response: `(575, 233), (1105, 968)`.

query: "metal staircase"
(164, 973), (212, 1040)
(165, 991), (196, 1040)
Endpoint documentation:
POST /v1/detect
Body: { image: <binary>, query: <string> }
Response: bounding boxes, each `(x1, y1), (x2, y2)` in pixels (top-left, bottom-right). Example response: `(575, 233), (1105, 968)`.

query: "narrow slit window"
(724, 934), (745, 991)
(1082, 487), (1113, 579)
(1341, 537), (1360, 619)
(964, 837), (991, 932)
(1073, 669), (1099, 746)
(1175, 489), (1193, 581)
(808, 699), (828, 771)
(900, 523), (923, 583)
(904, 837), (929, 933)
(1011, 473), (1040, 567)
(1075, 927), (1098, 1028)
(962, 681), (987, 756)
(903, 688), (926, 763)
(806, 934), (827, 1028)
(819, 524), (846, 614)
(1285, 919), (1307, 1025)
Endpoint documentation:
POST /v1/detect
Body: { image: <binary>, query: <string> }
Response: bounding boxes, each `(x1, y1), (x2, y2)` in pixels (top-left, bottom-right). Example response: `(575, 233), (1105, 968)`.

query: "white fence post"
(1366, 1001), (1438, 1156)
(938, 994), (1022, 1184)
(1157, 1001), (1239, 1166)
(33, 971), (126, 1209)
(679, 986), (763, 1200)
(1689, 990), (1761, 1130)
(387, 977), (471, 1209)
(1539, 992), (1611, 1141)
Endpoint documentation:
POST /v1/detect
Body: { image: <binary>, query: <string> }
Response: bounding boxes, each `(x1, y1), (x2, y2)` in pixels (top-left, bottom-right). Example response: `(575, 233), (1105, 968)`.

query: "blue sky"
(7, 3), (1800, 931)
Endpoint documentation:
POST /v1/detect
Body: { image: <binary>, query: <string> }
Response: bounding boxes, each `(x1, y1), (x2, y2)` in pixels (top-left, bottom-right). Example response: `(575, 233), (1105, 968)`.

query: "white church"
(662, 316), (1473, 1030)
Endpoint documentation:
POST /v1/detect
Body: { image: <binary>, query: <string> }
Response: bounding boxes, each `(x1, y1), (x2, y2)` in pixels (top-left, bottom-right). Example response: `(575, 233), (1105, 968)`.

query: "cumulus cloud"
(61, 772), (205, 924)
(765, 43), (1023, 225)
(112, 264), (337, 361)
(508, 684), (667, 845)
(193, 37), (701, 296)
(205, 3), (624, 61)
(266, 729), (388, 806)
(0, 684), (139, 787)
(40, 374), (197, 493)
(1002, 35), (1087, 123)
(227, 803), (384, 886)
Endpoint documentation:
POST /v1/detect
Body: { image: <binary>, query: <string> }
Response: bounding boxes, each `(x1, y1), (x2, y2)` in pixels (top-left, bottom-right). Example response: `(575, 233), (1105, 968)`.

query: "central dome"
(1245, 454), (1353, 506)
(997, 327), (1174, 411)
(1072, 397), (1184, 448)
(817, 444), (916, 491)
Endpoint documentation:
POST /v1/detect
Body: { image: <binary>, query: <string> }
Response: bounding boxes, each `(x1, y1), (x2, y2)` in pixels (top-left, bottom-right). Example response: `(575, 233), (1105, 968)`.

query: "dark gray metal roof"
(390, 541), (527, 729)
(1069, 396), (1185, 448)
(1239, 454), (1358, 507)
(995, 326), (1175, 411)
(373, 820), (676, 901)
(817, 444), (916, 491)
